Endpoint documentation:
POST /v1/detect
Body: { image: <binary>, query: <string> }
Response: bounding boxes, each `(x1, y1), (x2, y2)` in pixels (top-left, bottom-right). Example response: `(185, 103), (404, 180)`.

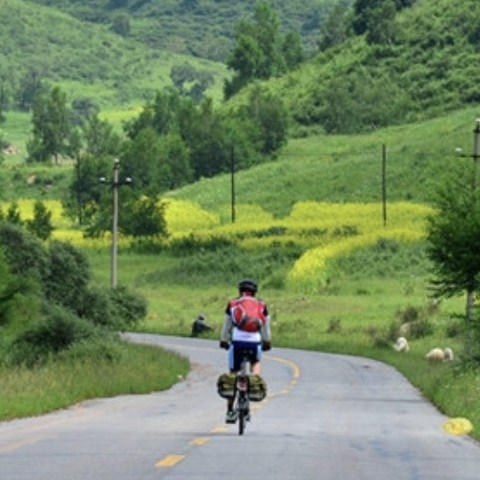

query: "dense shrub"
(8, 305), (103, 367)
(108, 284), (148, 330)
(0, 222), (49, 281)
(42, 240), (91, 312)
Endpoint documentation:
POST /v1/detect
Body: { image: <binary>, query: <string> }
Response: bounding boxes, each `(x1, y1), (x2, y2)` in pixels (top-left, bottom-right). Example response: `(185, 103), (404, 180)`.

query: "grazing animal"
(443, 347), (454, 361)
(394, 337), (410, 352)
(426, 347), (454, 362)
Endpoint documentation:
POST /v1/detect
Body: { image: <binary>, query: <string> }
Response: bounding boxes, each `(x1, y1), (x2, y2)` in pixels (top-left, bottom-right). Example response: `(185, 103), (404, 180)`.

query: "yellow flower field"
(3, 198), (433, 290)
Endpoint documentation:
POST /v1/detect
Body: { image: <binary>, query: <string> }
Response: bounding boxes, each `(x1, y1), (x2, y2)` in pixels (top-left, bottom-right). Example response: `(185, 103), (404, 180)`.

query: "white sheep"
(443, 347), (454, 361)
(426, 347), (454, 362)
(394, 336), (410, 352)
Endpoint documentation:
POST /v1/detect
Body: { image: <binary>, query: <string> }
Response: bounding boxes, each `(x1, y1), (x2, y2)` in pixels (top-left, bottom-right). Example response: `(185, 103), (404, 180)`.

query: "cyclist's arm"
(220, 313), (233, 342)
(261, 314), (271, 342)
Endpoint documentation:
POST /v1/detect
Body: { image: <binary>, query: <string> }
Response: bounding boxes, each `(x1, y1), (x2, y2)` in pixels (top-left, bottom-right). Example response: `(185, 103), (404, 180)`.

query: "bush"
(77, 284), (147, 330)
(108, 284), (147, 330)
(43, 240), (91, 312)
(0, 222), (48, 280)
(8, 305), (102, 367)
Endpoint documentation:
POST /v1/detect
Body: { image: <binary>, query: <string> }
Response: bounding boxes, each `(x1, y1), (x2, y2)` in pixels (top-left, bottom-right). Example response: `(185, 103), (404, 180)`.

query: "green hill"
(166, 107), (478, 217)
(25, 0), (337, 61)
(231, 0), (480, 134)
(0, 0), (229, 108)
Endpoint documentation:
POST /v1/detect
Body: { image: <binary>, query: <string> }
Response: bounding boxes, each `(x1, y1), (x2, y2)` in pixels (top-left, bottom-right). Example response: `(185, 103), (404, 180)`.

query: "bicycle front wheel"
(238, 407), (246, 435)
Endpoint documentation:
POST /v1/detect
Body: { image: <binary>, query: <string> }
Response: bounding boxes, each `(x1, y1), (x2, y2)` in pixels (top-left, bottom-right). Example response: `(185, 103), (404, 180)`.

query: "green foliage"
(146, 242), (302, 289)
(5, 202), (23, 226)
(26, 200), (54, 240)
(0, 222), (147, 366)
(27, 86), (73, 163)
(7, 305), (104, 367)
(122, 195), (168, 238)
(43, 240), (91, 311)
(0, 222), (48, 280)
(224, 2), (303, 97)
(0, 0), (228, 115)
(258, 0), (480, 133)
(426, 174), (480, 298)
(25, 0), (326, 62)
(108, 284), (148, 330)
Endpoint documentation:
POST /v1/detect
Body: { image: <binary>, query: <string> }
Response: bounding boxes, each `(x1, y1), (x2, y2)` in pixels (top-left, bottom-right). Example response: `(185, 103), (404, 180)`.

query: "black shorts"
(229, 341), (262, 372)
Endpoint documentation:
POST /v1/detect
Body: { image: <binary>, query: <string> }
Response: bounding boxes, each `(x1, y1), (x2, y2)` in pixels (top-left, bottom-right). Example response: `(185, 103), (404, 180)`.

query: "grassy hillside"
(167, 107), (479, 217)
(0, 0), (229, 108)
(232, 0), (480, 133)
(26, 0), (338, 61)
(1, 106), (478, 205)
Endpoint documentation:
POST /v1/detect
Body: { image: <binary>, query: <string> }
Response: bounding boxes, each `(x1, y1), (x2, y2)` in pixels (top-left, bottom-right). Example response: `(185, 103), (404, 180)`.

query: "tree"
(365, 0), (397, 45)
(27, 86), (72, 163)
(42, 240), (91, 313)
(281, 32), (304, 70)
(170, 64), (214, 102)
(6, 202), (23, 226)
(70, 97), (100, 127)
(16, 67), (45, 111)
(122, 195), (168, 238)
(318, 2), (350, 50)
(239, 84), (289, 155)
(26, 200), (54, 241)
(111, 14), (130, 37)
(82, 114), (121, 157)
(0, 222), (48, 282)
(224, 2), (287, 97)
(426, 173), (480, 359)
(65, 153), (112, 225)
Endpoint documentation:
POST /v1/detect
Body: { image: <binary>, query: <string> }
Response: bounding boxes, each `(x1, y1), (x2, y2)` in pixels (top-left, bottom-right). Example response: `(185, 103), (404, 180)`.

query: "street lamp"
(100, 158), (132, 288)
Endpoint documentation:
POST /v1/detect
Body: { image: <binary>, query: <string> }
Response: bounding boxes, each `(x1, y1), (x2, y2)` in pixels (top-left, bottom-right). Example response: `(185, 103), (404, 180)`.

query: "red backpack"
(230, 296), (266, 332)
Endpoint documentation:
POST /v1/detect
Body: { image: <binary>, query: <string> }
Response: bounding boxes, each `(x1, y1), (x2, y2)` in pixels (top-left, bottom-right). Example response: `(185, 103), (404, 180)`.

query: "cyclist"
(220, 278), (271, 423)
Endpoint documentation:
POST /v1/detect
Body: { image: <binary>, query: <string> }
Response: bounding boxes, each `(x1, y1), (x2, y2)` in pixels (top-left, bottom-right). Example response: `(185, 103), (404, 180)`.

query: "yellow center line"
(211, 425), (228, 433)
(264, 354), (301, 398)
(190, 437), (210, 446)
(155, 454), (185, 468)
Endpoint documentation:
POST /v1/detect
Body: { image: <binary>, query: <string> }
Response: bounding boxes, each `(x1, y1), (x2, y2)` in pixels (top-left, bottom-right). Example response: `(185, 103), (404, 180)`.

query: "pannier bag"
(248, 374), (267, 401)
(217, 372), (236, 399)
(216, 373), (267, 401)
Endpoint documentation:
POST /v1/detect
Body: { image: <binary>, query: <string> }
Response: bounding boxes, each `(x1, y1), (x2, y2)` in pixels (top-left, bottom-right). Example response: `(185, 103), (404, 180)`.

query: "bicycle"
(217, 348), (267, 435)
(234, 350), (251, 435)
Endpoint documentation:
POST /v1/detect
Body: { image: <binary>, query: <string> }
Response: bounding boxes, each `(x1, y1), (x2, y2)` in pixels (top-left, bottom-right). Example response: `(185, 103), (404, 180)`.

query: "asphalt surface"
(1, 333), (479, 479)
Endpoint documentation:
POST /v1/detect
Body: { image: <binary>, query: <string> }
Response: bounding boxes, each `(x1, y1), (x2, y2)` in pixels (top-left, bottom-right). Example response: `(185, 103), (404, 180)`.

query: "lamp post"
(101, 158), (132, 289)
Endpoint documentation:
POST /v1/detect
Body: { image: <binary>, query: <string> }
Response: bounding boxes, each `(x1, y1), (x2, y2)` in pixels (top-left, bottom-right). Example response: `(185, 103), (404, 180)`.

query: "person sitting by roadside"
(191, 313), (213, 337)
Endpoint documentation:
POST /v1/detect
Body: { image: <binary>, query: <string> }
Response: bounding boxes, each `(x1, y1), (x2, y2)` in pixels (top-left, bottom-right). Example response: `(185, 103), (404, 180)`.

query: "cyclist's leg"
(250, 343), (262, 375)
(226, 344), (237, 414)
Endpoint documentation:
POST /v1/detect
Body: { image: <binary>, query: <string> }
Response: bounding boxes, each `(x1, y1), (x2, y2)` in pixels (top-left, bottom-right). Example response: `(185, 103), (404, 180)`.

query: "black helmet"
(238, 278), (258, 294)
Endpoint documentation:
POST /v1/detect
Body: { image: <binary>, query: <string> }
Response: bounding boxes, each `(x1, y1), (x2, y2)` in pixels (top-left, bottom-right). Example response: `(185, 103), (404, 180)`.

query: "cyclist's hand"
(220, 341), (230, 350)
(262, 341), (271, 351)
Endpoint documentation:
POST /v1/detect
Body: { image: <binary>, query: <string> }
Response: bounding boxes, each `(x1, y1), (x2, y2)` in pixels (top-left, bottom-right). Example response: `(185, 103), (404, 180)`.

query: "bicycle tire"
(238, 405), (246, 435)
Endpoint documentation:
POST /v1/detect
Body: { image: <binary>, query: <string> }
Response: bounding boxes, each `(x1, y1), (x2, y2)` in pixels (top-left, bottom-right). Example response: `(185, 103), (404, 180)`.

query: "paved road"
(1, 334), (479, 479)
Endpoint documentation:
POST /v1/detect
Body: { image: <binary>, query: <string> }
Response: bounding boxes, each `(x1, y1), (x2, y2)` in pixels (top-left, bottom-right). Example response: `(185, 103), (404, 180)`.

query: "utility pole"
(467, 120), (480, 321)
(382, 144), (387, 227)
(231, 146), (236, 223)
(455, 119), (480, 323)
(100, 158), (132, 289)
(473, 118), (480, 191)
(111, 159), (120, 289)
